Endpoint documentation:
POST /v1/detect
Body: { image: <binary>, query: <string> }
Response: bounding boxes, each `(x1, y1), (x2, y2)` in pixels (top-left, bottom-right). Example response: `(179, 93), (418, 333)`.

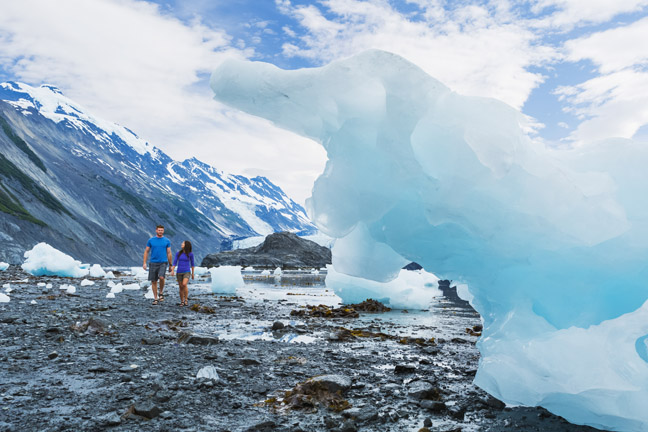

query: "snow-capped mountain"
(0, 81), (315, 264)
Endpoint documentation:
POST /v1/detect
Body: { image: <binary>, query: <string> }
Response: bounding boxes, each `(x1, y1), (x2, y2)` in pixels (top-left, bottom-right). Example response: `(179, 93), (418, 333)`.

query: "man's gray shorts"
(148, 262), (167, 282)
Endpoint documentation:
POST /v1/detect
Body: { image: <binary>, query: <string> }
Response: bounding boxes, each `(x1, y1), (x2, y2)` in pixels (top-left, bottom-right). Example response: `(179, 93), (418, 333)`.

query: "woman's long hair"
(178, 240), (192, 258)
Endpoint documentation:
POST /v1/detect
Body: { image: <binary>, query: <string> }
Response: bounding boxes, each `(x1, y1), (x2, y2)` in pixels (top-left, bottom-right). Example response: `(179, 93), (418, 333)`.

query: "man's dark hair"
(156, 224), (164, 229)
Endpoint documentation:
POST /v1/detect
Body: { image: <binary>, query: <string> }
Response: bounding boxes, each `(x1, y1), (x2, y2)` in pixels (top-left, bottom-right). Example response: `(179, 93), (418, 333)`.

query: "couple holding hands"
(143, 224), (194, 306)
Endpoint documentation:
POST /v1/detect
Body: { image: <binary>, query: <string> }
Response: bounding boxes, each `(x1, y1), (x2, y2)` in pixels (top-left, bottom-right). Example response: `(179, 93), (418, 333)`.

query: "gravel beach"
(0, 266), (604, 431)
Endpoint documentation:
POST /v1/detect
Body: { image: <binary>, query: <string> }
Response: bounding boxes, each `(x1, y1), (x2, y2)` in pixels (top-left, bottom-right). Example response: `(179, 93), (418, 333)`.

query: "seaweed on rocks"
(290, 299), (391, 319)
(259, 375), (352, 413)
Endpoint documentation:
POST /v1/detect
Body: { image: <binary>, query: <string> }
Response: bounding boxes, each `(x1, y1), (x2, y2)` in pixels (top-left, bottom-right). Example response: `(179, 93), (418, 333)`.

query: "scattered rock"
(407, 381), (441, 400)
(178, 332), (220, 345)
(132, 402), (162, 419)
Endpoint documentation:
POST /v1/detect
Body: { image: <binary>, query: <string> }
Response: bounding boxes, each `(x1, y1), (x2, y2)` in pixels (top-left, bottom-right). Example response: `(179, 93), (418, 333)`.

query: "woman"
(170, 240), (194, 306)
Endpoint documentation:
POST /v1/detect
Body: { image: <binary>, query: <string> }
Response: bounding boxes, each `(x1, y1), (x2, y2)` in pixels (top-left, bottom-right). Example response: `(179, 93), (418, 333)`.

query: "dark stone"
(407, 381), (440, 400)
(448, 405), (466, 420)
(394, 364), (417, 374)
(402, 262), (423, 270)
(423, 417), (432, 427)
(133, 402), (162, 419)
(420, 400), (446, 412)
(201, 231), (331, 269)
(271, 321), (285, 330)
(177, 332), (219, 345)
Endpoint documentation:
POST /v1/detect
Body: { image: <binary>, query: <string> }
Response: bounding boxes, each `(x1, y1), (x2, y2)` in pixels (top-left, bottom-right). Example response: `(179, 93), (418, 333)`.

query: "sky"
(1, 0), (647, 205)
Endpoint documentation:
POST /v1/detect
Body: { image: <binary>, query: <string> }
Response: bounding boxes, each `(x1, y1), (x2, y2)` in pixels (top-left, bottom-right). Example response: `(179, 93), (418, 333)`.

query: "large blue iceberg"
(211, 50), (648, 431)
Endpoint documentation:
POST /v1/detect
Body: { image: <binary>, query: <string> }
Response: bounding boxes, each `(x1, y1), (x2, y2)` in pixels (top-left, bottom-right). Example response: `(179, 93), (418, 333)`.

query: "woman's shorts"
(176, 272), (191, 283)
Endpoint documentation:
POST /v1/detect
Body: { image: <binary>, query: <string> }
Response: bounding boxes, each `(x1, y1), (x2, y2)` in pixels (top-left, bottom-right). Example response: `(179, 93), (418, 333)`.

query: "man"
(143, 224), (173, 305)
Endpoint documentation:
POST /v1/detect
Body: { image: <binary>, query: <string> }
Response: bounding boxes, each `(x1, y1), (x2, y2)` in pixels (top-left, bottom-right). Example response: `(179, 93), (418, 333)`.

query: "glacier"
(210, 49), (648, 431)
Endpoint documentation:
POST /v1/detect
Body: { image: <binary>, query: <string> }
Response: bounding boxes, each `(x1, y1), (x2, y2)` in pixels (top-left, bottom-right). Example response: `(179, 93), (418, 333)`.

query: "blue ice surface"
(210, 50), (648, 431)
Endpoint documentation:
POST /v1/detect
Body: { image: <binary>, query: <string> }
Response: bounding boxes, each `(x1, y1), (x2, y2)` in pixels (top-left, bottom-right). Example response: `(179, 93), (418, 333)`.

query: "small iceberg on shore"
(325, 265), (440, 310)
(209, 266), (244, 294)
(21, 243), (89, 278)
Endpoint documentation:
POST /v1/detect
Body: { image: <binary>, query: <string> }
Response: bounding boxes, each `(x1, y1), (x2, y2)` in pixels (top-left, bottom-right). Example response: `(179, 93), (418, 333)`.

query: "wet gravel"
(0, 266), (605, 431)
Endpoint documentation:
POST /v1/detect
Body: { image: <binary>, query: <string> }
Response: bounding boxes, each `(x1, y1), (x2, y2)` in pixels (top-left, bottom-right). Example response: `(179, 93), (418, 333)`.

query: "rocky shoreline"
(0, 266), (603, 431)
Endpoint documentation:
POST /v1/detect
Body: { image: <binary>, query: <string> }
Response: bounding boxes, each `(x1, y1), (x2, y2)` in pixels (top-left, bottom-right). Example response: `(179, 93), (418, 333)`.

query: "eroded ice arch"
(211, 50), (648, 431)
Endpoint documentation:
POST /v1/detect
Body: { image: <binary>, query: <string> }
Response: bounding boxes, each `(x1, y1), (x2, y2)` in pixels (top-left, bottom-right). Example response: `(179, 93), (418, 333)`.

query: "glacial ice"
(209, 266), (244, 294)
(326, 265), (440, 309)
(21, 243), (89, 278)
(0, 293), (9, 303)
(211, 49), (648, 431)
(0, 262), (9, 271)
(89, 264), (106, 278)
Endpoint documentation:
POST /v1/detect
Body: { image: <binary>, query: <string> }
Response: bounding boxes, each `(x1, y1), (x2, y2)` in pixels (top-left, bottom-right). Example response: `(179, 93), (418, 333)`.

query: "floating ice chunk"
(194, 267), (209, 276)
(130, 267), (148, 279)
(273, 267), (282, 276)
(209, 266), (243, 294)
(110, 283), (123, 294)
(311, 269), (319, 275)
(244, 266), (255, 271)
(65, 285), (76, 294)
(106, 292), (115, 299)
(2, 283), (10, 289)
(80, 279), (95, 287)
(104, 271), (115, 279)
(89, 264), (106, 278)
(21, 243), (89, 278)
(122, 283), (140, 290)
(30, 300), (37, 304)
(46, 283), (52, 289)
(196, 366), (219, 381)
(144, 288), (154, 299)
(0, 262), (9, 271)
(0, 293), (9, 302)
(325, 265), (440, 309)
(37, 282), (46, 287)
(261, 270), (271, 276)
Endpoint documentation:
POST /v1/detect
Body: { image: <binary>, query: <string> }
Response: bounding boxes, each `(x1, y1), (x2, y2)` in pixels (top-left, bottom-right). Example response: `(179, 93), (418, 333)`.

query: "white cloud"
(533, 0), (648, 28)
(275, 0), (554, 109)
(557, 17), (648, 142)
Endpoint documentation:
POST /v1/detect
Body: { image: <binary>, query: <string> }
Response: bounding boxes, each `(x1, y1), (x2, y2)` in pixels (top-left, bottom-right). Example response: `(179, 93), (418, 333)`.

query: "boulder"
(201, 232), (331, 269)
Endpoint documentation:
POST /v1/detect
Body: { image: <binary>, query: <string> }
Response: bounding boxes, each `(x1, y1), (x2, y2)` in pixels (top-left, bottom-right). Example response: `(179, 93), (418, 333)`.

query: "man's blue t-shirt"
(147, 236), (171, 263)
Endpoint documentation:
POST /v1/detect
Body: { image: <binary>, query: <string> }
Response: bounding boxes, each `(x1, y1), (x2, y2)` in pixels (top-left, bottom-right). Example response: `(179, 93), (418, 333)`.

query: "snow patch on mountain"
(0, 81), (155, 157)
